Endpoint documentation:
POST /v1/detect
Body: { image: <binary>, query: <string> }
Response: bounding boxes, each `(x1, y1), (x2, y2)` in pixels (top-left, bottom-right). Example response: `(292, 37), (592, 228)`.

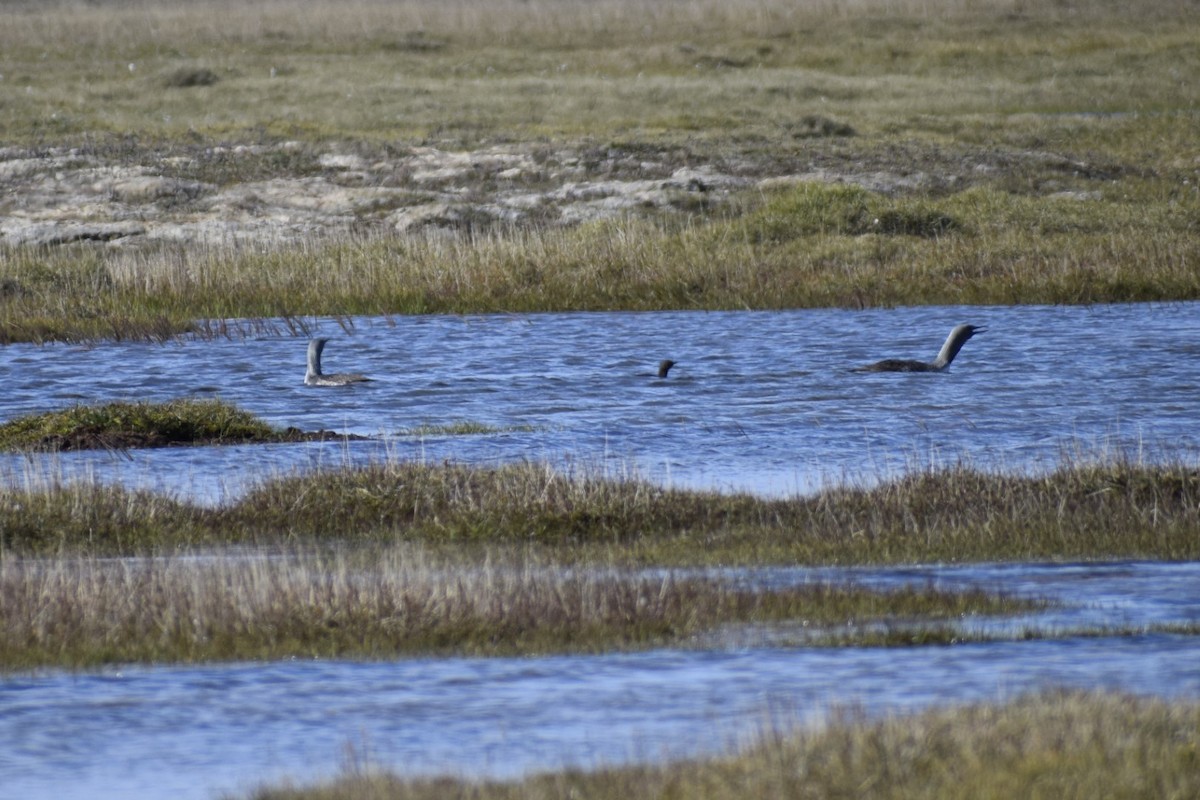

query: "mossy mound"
(0, 398), (356, 451)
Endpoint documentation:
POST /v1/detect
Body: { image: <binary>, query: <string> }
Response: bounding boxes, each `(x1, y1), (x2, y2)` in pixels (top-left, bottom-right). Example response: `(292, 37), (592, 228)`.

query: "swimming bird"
(855, 324), (984, 373)
(657, 359), (676, 378)
(304, 338), (370, 386)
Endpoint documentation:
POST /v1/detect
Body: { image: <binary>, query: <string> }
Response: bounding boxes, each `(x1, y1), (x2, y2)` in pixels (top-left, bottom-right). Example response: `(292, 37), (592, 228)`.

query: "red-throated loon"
(855, 324), (984, 372)
(304, 338), (370, 386)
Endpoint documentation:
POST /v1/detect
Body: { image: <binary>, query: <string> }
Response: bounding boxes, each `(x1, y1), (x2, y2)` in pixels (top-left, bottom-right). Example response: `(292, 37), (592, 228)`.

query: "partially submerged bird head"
(933, 323), (986, 368)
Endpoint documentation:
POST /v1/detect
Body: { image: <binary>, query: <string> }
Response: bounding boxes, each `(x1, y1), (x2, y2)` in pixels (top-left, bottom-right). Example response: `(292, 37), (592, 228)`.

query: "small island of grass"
(0, 398), (359, 452)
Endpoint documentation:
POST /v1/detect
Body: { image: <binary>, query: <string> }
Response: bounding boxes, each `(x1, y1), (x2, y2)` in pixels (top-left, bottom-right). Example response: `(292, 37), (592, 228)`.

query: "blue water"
(2, 303), (1199, 501)
(2, 303), (1200, 799)
(2, 561), (1199, 800)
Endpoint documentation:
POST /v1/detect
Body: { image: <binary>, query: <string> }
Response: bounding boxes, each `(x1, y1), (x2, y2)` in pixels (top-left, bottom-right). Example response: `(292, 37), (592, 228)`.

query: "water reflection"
(2, 303), (1199, 502)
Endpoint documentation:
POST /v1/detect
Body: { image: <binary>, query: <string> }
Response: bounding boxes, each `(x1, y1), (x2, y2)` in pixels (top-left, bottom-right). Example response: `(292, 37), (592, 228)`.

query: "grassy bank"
(244, 690), (1200, 800)
(3, 0), (1195, 145)
(2, 0), (1199, 342)
(4, 458), (1199, 563)
(8, 452), (1200, 667)
(5, 400), (1194, 667)
(0, 547), (1040, 670)
(5, 176), (1199, 345)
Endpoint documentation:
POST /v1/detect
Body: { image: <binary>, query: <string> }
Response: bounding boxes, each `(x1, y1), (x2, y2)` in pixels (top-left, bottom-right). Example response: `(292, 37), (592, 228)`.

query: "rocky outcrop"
(1, 139), (1113, 251)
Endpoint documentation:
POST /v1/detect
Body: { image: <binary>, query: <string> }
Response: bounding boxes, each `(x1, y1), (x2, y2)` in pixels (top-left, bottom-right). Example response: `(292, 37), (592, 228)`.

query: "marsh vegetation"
(5, 457), (1199, 563)
(5, 399), (1196, 668)
(0, 398), (353, 451)
(3, 0), (1198, 795)
(0, 547), (1045, 670)
(1, 0), (1198, 342)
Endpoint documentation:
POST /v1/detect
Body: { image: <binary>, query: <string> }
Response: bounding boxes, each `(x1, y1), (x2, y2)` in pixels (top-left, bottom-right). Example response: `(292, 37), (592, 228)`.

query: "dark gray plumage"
(304, 338), (370, 386)
(855, 324), (984, 373)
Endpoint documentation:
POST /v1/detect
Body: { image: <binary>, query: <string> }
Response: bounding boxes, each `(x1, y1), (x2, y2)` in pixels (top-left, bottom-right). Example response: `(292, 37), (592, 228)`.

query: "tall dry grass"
(0, 546), (1031, 668)
(4, 174), (1199, 345)
(4, 457), (1200, 563)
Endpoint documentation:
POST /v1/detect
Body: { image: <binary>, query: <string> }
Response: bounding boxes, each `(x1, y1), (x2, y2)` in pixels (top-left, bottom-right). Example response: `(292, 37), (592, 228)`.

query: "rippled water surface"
(3, 304), (1200, 799)
(3, 561), (1199, 800)
(2, 303), (1199, 500)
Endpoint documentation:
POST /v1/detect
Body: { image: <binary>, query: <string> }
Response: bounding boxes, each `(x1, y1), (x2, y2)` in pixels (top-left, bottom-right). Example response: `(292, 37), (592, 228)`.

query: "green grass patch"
(802, 621), (1200, 649)
(2, 0), (1196, 144)
(0, 398), (351, 451)
(0, 399), (518, 452)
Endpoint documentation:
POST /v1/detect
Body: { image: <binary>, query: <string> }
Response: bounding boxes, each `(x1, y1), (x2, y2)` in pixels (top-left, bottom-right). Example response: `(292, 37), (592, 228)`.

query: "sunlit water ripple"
(2, 304), (1199, 799)
(2, 302), (1199, 501)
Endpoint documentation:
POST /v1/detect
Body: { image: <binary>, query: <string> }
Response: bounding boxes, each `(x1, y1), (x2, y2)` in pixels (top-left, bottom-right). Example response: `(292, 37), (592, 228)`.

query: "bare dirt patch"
(0, 137), (1126, 251)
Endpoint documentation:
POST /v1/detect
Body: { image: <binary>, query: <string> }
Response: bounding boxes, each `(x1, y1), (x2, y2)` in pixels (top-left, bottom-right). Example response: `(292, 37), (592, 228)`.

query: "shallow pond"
(2, 560), (1199, 800)
(2, 302), (1199, 501)
(3, 303), (1199, 799)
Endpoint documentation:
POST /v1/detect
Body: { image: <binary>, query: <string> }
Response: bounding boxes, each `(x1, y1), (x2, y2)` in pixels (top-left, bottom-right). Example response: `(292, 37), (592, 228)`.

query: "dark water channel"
(2, 304), (1199, 799)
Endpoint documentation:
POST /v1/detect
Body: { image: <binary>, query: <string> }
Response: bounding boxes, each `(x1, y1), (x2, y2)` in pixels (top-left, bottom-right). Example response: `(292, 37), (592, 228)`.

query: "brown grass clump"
(221, 458), (1200, 564)
(0, 548), (1032, 669)
(3, 458), (1200, 563)
(0, 482), (205, 554)
(162, 67), (220, 88)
